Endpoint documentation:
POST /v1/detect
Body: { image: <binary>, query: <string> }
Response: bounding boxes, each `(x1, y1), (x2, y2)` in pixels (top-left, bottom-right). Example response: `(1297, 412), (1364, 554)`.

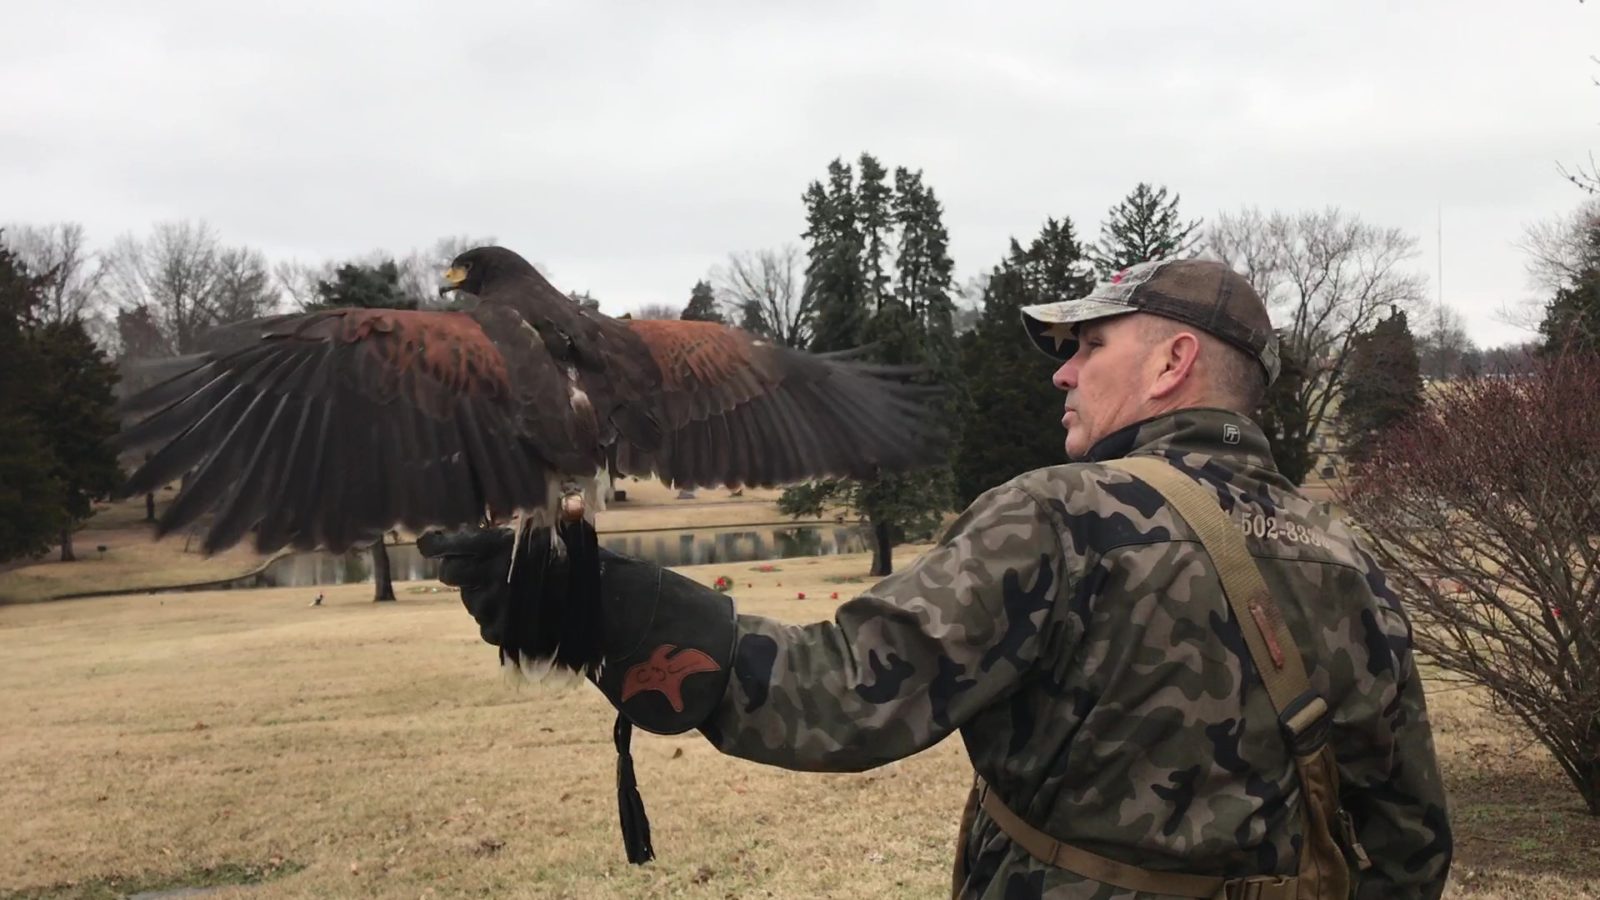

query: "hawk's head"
(441, 246), (539, 297)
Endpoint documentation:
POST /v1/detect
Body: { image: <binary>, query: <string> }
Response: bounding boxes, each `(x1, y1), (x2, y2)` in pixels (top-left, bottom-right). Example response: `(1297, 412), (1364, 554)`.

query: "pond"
(205, 523), (870, 590)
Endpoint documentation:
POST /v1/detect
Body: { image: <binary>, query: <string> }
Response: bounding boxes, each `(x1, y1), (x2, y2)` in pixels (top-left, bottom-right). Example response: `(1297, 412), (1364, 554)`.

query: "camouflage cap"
(1020, 258), (1281, 385)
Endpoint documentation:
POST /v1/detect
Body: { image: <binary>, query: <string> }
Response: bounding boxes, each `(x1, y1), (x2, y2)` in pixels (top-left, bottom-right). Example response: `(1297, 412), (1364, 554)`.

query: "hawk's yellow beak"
(443, 266), (468, 286)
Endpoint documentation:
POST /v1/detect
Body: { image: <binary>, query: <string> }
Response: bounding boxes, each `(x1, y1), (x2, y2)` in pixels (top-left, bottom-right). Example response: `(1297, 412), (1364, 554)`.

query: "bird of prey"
(115, 246), (947, 561)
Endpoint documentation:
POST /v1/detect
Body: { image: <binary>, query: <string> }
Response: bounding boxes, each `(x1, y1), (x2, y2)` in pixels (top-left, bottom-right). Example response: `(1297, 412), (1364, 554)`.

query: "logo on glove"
(620, 644), (722, 713)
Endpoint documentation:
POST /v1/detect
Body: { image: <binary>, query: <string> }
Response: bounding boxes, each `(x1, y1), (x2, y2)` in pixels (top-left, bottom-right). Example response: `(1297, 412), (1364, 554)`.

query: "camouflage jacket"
(700, 409), (1452, 899)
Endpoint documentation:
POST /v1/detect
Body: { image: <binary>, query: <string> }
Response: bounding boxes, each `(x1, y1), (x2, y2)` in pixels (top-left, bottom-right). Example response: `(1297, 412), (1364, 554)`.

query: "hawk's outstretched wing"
(615, 319), (946, 490)
(117, 275), (948, 557)
(117, 304), (600, 555)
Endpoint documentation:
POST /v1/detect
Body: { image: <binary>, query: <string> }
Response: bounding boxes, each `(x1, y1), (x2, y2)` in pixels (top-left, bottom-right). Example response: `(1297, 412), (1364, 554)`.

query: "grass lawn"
(2, 546), (1599, 899)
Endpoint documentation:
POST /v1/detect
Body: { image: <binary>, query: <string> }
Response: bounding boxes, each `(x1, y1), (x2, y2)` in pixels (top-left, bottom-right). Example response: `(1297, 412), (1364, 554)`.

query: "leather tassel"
(614, 713), (655, 864)
(555, 517), (604, 677)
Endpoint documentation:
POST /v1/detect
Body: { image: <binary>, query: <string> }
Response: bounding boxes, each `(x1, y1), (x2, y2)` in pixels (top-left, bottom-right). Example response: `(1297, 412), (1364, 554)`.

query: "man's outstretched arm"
(697, 483), (1073, 772)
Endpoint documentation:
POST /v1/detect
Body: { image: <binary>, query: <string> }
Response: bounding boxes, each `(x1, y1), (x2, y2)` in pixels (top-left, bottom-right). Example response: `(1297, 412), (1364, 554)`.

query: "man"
(425, 259), (1452, 899)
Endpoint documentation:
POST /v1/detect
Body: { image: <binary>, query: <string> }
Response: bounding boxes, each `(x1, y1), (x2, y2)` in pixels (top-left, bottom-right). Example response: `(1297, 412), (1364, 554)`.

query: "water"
(206, 524), (869, 590)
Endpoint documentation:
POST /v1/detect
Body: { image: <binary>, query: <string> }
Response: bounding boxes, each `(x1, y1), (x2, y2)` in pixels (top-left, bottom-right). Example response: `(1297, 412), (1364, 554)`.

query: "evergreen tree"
(1339, 310), (1424, 466)
(737, 299), (767, 336)
(1088, 182), (1203, 277)
(114, 305), (171, 522)
(804, 160), (867, 353)
(305, 259), (415, 312)
(680, 280), (724, 323)
(1255, 341), (1314, 485)
(306, 258), (413, 599)
(1540, 217), (1600, 358)
(779, 156), (959, 576)
(892, 167), (957, 357)
(26, 320), (123, 561)
(0, 238), (66, 563)
(857, 153), (893, 313)
(954, 218), (1096, 505)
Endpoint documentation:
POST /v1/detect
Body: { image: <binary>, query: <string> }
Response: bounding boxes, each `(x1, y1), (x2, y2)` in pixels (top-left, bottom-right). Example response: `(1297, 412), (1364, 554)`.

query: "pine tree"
(26, 320), (123, 561)
(0, 238), (66, 563)
(892, 167), (957, 359)
(1540, 218), (1600, 358)
(305, 259), (415, 312)
(1339, 309), (1424, 466)
(804, 160), (867, 353)
(954, 219), (1096, 504)
(857, 153), (893, 313)
(1088, 182), (1203, 277)
(681, 280), (724, 324)
(778, 156), (959, 575)
(1256, 342), (1314, 486)
(306, 258), (413, 599)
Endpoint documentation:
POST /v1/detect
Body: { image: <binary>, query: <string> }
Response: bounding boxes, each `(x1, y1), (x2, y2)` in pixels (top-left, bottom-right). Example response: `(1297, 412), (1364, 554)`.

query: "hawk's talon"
(560, 492), (586, 523)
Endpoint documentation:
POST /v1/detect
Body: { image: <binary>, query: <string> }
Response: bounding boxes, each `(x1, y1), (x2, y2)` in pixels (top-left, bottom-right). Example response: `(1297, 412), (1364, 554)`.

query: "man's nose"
(1052, 358), (1077, 391)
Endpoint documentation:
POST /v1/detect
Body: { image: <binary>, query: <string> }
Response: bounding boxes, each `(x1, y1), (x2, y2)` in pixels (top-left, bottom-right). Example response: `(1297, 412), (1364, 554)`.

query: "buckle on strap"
(1222, 875), (1297, 900)
(1278, 691), (1330, 755)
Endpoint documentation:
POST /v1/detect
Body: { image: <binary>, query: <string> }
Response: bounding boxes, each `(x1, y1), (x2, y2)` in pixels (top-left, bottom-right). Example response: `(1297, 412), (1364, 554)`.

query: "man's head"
(1020, 259), (1277, 459)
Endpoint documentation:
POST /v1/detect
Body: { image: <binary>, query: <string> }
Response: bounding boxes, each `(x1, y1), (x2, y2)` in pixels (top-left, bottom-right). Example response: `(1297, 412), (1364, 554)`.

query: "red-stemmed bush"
(1338, 352), (1600, 813)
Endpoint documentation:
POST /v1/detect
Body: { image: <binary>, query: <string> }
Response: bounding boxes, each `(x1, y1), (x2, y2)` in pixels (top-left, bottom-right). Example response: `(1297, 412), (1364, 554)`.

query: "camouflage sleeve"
(699, 481), (1071, 773)
(1343, 560), (1454, 899)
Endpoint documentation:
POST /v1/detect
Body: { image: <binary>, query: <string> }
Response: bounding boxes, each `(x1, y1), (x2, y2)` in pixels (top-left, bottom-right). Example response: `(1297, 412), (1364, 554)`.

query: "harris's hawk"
(115, 246), (946, 560)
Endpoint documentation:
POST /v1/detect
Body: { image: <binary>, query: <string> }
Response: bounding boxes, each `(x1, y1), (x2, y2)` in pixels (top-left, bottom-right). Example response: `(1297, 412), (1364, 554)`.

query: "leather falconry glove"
(419, 518), (736, 865)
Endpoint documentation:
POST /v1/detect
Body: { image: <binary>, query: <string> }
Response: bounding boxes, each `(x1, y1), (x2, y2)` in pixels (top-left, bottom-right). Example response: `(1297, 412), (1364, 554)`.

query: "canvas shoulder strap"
(1106, 456), (1327, 733)
(1105, 456), (1356, 897)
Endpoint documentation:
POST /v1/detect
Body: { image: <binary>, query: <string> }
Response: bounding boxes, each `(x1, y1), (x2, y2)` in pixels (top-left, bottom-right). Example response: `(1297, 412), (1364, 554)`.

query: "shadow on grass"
(1448, 758), (1600, 881)
(0, 859), (303, 900)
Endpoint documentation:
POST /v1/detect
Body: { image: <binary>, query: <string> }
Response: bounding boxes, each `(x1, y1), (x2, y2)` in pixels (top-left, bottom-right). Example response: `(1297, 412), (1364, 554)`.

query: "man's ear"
(1148, 331), (1202, 400)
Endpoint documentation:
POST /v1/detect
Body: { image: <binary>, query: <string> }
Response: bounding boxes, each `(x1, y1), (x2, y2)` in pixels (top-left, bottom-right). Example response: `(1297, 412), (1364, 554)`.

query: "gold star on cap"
(1043, 322), (1076, 351)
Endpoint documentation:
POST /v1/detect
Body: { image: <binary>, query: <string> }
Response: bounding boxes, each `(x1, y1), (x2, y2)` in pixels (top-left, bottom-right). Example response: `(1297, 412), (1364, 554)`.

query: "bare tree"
(1337, 354), (1600, 814)
(713, 245), (812, 348)
(212, 246), (279, 325)
(1, 223), (107, 325)
(1206, 207), (1427, 443)
(1519, 197), (1600, 296)
(104, 221), (280, 356)
(396, 234), (499, 308)
(1415, 304), (1477, 380)
(273, 258), (338, 311)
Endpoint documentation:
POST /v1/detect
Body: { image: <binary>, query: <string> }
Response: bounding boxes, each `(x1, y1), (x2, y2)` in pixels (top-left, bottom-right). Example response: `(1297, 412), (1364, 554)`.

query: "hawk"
(115, 246), (947, 560)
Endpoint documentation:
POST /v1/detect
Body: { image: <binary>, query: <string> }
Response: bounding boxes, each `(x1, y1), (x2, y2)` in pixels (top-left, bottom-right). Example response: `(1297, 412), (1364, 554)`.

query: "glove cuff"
(592, 549), (737, 735)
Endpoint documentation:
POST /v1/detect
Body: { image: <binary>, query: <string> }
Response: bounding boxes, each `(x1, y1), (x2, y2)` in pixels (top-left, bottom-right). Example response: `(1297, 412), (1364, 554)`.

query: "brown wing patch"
(327, 309), (510, 397)
(626, 319), (755, 389)
(115, 307), (556, 555)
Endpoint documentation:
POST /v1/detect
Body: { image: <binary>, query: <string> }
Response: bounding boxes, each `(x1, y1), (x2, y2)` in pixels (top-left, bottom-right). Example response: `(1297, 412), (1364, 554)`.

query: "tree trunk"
(371, 539), (396, 602)
(59, 526), (75, 562)
(868, 519), (893, 577)
(1578, 757), (1600, 817)
(145, 492), (156, 522)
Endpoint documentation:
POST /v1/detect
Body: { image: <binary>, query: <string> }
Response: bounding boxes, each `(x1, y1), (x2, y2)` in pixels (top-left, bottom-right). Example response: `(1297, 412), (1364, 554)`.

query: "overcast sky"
(3, 1), (1596, 346)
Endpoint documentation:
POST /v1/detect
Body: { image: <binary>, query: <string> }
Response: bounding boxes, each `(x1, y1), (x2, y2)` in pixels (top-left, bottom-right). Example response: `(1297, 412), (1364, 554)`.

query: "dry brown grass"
(3, 550), (1598, 898)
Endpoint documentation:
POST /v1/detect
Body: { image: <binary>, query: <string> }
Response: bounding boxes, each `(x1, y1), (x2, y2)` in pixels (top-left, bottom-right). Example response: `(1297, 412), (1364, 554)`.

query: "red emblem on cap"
(620, 644), (722, 712)
(1110, 267), (1131, 284)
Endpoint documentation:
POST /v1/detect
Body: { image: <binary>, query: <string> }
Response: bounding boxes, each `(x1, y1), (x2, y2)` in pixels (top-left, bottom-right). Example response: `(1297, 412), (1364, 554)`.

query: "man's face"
(1051, 315), (1156, 459)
